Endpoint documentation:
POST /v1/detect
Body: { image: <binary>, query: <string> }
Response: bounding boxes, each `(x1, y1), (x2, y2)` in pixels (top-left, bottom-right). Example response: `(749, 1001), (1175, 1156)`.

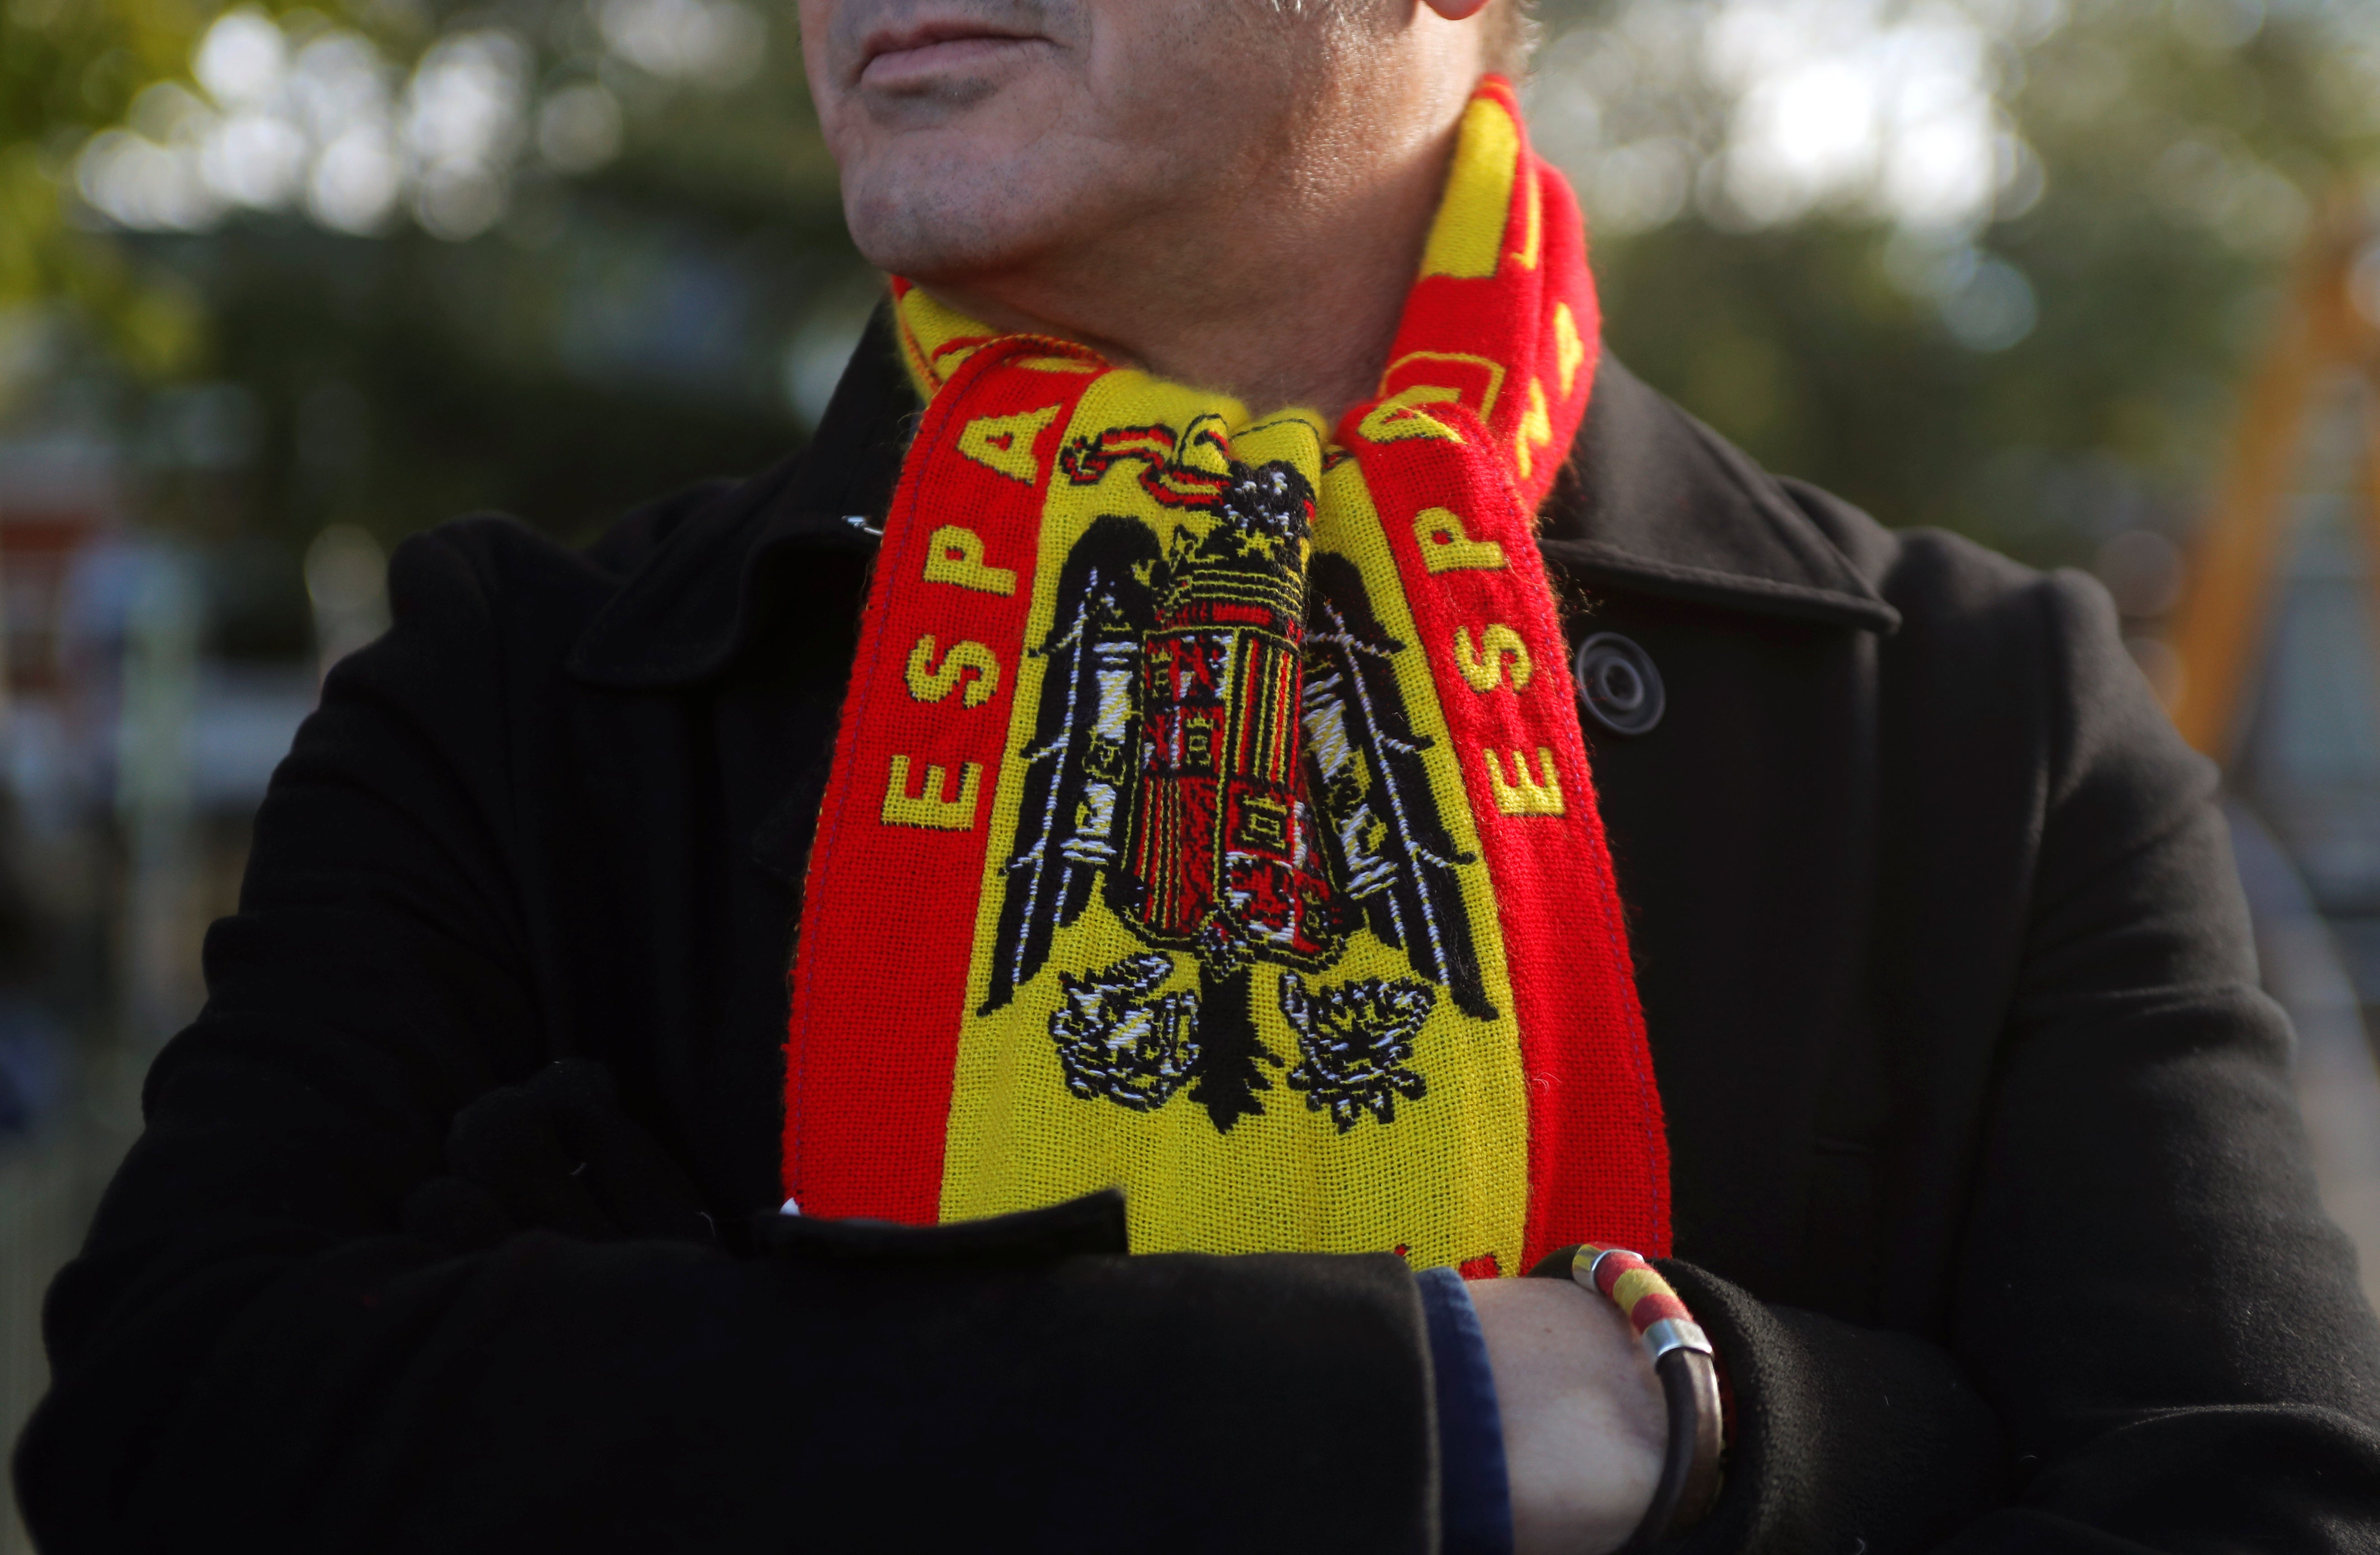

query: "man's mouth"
(858, 20), (1047, 88)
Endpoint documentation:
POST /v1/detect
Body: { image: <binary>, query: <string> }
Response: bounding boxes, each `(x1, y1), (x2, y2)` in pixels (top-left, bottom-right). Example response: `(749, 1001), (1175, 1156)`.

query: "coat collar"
(1541, 354), (1899, 634)
(566, 304), (915, 689)
(570, 306), (1895, 689)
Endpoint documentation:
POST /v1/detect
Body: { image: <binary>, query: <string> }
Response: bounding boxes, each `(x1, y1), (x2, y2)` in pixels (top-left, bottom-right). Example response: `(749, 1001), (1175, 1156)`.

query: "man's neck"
(916, 76), (1472, 424)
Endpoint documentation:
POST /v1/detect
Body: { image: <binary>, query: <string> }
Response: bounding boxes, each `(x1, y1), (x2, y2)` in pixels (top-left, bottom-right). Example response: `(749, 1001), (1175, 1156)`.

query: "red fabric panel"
(782, 342), (1098, 1221)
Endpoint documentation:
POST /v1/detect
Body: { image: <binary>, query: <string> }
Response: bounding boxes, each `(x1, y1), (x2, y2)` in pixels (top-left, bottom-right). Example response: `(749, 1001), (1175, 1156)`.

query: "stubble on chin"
(835, 101), (1157, 292)
(828, 0), (1356, 303)
(842, 160), (1029, 282)
(829, 83), (1081, 280)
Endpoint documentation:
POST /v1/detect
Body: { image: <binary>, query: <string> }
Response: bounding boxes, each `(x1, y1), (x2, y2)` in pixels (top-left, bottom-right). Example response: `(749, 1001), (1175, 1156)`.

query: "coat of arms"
(979, 417), (1494, 1134)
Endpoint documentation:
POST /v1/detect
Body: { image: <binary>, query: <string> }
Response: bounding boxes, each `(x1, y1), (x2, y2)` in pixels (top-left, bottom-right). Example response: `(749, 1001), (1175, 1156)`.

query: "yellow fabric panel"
(936, 371), (1532, 1268)
(895, 285), (994, 393)
(1420, 95), (1520, 281)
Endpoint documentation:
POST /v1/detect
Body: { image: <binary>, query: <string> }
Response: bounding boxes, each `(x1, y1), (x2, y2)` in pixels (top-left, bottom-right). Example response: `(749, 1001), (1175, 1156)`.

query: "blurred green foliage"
(0, 0), (213, 377)
(0, 0), (868, 659)
(1545, 0), (2380, 565)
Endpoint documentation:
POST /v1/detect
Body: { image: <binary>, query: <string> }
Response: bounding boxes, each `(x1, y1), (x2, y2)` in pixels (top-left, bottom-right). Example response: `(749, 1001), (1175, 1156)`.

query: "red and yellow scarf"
(783, 77), (1668, 1274)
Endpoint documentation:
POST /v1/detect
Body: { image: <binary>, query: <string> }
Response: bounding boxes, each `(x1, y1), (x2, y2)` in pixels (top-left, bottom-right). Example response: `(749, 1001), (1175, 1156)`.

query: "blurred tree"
(1532, 0), (2380, 570)
(0, 0), (212, 381)
(0, 0), (869, 656)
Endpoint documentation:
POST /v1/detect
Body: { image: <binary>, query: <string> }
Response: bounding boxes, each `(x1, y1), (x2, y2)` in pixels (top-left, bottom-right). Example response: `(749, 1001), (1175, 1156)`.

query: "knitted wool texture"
(783, 78), (1670, 1273)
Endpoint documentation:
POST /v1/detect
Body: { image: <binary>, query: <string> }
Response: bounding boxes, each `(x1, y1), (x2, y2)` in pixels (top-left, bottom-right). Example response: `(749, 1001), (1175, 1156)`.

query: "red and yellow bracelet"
(1570, 1245), (1725, 1548)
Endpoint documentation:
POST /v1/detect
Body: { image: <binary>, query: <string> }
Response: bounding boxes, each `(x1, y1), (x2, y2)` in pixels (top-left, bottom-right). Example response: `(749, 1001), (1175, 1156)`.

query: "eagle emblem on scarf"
(979, 416), (1493, 1134)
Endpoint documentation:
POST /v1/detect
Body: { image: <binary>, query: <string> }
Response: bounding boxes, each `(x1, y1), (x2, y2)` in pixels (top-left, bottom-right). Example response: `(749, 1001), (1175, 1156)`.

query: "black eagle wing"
(1302, 554), (1496, 1021)
(978, 516), (1161, 1015)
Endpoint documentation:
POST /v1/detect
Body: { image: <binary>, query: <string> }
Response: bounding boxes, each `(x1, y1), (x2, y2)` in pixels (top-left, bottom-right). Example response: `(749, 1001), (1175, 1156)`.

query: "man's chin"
(840, 147), (1080, 283)
(843, 197), (1035, 287)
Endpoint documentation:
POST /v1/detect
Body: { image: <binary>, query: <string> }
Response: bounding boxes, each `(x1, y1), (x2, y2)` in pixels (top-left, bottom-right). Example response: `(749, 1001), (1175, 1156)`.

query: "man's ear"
(1421, 0), (1495, 20)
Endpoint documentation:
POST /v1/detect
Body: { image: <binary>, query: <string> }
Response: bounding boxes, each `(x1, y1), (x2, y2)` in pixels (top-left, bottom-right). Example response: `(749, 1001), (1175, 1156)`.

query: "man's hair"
(1481, 0), (1540, 81)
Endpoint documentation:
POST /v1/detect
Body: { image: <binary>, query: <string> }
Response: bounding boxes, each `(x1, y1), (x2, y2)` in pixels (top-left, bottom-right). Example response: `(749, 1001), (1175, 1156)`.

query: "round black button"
(1574, 632), (1664, 736)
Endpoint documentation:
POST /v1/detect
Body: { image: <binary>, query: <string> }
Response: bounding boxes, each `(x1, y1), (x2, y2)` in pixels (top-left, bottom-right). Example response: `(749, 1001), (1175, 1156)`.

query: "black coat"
(18, 315), (2380, 1553)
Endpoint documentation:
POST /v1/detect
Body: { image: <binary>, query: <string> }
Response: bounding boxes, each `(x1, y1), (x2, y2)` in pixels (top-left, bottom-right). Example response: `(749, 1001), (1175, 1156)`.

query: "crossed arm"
(15, 527), (2380, 1552)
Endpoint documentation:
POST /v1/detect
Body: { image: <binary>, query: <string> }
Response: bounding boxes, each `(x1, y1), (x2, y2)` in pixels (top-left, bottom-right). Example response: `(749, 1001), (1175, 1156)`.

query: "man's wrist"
(1469, 1275), (1665, 1555)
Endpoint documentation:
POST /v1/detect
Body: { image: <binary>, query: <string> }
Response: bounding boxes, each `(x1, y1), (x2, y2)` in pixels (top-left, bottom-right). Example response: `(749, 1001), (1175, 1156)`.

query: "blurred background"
(2, 0), (2379, 1541)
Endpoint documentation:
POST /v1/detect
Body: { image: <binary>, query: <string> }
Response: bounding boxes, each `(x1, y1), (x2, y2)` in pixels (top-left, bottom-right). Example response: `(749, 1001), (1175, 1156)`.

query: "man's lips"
(858, 23), (1047, 87)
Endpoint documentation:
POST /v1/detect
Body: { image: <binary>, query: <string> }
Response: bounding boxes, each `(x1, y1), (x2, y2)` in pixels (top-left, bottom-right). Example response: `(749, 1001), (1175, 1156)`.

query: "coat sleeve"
(1666, 566), (2380, 1553)
(8, 522), (1440, 1555)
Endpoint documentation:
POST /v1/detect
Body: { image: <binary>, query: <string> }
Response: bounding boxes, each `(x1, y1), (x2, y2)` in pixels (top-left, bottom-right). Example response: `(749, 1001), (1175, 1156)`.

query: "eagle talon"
(1280, 971), (1435, 1133)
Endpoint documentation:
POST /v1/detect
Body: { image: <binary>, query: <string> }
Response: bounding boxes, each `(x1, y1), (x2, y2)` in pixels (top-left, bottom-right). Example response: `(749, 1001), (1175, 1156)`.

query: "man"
(15, 0), (2380, 1549)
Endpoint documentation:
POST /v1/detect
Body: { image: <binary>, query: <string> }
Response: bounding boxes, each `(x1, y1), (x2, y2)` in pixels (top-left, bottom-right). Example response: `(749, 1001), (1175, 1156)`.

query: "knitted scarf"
(783, 77), (1668, 1274)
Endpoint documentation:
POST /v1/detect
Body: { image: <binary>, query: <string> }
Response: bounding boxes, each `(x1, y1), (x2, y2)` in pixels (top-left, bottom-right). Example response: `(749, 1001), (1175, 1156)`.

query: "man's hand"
(1468, 1275), (1667, 1555)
